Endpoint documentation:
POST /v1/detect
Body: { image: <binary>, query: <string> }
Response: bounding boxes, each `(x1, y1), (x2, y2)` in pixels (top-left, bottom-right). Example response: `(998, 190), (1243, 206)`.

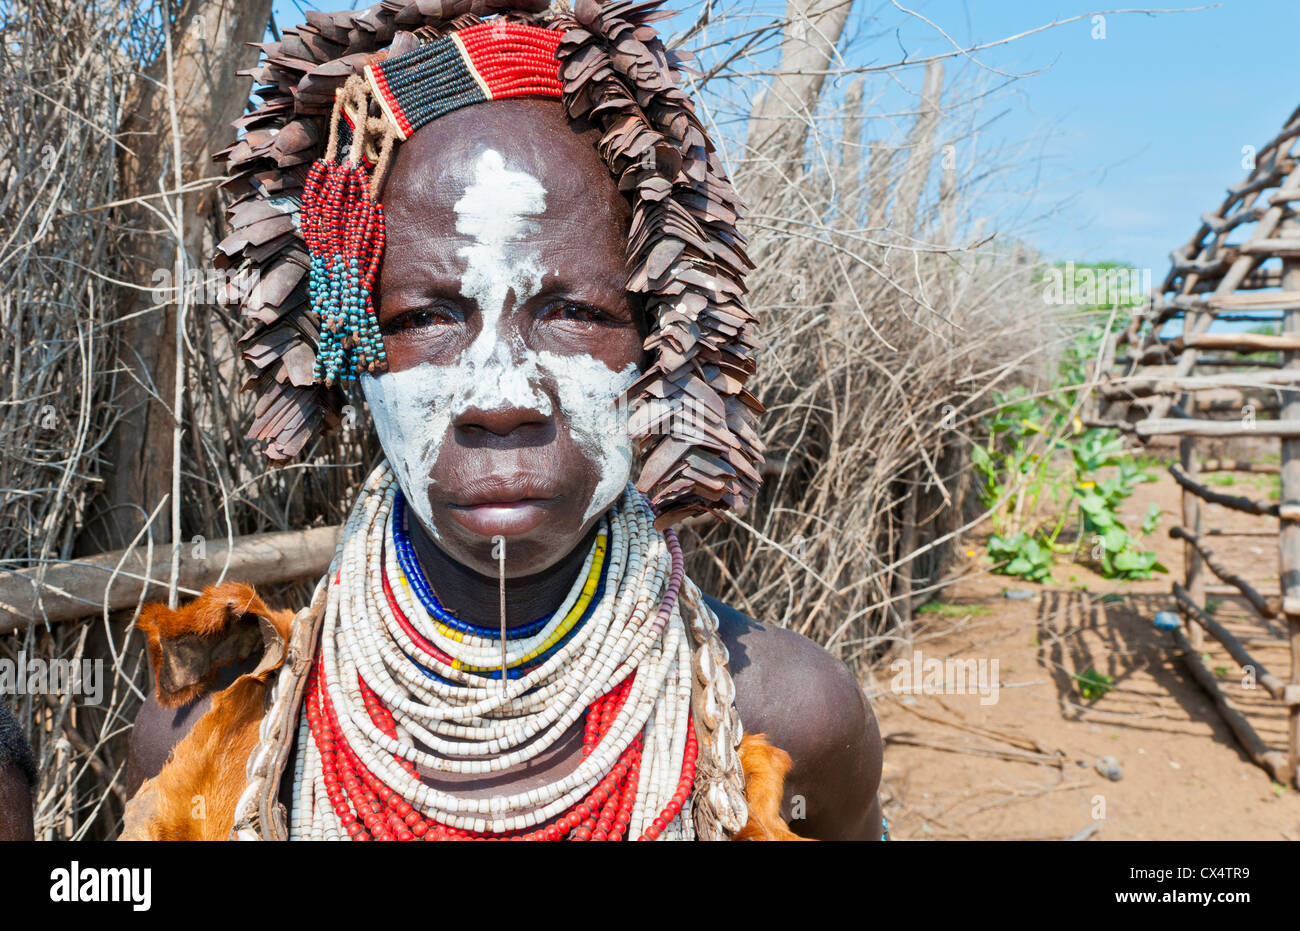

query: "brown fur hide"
(131, 675), (273, 840)
(121, 584), (293, 841)
(734, 733), (807, 840)
(135, 582), (294, 708)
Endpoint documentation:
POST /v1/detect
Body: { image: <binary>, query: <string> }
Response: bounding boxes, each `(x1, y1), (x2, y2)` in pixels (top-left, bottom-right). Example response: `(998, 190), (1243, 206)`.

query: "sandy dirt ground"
(872, 465), (1300, 840)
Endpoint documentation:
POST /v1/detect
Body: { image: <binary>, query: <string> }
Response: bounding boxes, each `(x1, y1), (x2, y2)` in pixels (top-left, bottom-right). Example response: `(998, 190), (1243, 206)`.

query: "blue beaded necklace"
(389, 490), (608, 681)
(393, 490), (554, 639)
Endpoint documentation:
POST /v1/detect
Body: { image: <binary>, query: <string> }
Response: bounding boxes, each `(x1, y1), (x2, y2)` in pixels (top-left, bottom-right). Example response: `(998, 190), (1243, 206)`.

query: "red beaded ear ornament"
(302, 79), (395, 385)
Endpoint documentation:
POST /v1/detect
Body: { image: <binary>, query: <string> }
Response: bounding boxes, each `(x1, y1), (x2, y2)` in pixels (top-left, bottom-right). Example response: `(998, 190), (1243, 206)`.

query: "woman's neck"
(407, 519), (600, 630)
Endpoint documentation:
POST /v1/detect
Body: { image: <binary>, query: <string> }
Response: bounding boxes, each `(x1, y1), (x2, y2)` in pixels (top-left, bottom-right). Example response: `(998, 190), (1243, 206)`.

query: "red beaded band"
(367, 63), (414, 140)
(304, 657), (698, 841)
(459, 22), (562, 99)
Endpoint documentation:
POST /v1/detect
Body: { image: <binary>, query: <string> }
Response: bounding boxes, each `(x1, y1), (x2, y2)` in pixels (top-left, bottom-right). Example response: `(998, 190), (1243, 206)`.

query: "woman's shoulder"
(704, 595), (885, 840)
(0, 704), (35, 841)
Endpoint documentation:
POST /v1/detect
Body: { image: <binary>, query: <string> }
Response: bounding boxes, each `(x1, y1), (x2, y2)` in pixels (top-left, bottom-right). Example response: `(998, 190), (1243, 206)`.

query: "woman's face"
(362, 99), (643, 578)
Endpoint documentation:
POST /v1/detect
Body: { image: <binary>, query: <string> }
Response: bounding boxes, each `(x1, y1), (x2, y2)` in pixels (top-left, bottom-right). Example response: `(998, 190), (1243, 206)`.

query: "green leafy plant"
(987, 532), (1054, 583)
(1075, 666), (1114, 701)
(976, 263), (1167, 583)
(1078, 493), (1168, 579)
(1140, 503), (1162, 536)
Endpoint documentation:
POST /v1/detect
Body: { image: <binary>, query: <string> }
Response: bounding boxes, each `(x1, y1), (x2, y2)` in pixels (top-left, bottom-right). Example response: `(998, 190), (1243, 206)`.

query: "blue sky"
(276, 0), (1297, 281)
(869, 0), (1298, 278)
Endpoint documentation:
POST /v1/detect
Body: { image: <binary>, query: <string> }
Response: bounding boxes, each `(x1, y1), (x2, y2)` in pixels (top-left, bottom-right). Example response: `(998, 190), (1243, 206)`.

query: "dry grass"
(0, 0), (370, 839)
(676, 1), (1052, 674)
(0, 0), (160, 840)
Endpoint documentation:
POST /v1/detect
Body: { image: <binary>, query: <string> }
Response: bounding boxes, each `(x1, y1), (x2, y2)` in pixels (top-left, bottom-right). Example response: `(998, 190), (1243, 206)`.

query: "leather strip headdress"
(215, 0), (764, 526)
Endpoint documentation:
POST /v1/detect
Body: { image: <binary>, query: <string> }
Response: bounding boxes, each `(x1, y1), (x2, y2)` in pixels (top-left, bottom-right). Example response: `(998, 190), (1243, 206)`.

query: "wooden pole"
(893, 466), (919, 647)
(1168, 279), (1201, 661)
(1181, 437), (1205, 651)
(1172, 583), (1286, 698)
(78, 0), (274, 555)
(0, 525), (339, 634)
(1168, 463), (1280, 516)
(1138, 418), (1300, 438)
(1281, 248), (1300, 787)
(1178, 332), (1300, 353)
(1169, 531), (1278, 621)
(741, 0), (855, 201)
(1100, 369), (1300, 398)
(1198, 460), (1282, 474)
(1171, 627), (1291, 784)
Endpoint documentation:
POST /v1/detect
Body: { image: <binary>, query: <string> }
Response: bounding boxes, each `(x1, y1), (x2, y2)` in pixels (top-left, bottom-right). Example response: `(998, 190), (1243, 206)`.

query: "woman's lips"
(446, 497), (557, 537)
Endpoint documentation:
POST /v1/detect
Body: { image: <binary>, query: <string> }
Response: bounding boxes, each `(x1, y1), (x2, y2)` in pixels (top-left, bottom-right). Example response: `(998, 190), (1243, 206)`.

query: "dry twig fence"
(1093, 103), (1300, 788)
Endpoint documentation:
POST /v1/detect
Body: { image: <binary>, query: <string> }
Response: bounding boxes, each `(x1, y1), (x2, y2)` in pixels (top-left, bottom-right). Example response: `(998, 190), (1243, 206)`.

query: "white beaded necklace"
(289, 462), (703, 839)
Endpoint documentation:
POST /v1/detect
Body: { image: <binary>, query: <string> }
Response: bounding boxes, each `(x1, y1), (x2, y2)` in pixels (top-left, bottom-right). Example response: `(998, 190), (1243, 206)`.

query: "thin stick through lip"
(492, 534), (507, 691)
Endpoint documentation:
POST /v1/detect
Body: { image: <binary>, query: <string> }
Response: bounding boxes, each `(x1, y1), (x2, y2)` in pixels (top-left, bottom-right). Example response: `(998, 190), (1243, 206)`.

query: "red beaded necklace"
(303, 657), (698, 841)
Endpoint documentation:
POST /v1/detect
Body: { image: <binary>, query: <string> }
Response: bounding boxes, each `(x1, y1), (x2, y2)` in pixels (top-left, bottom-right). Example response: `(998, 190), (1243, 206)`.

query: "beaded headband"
(215, 0), (765, 528)
(368, 22), (562, 141)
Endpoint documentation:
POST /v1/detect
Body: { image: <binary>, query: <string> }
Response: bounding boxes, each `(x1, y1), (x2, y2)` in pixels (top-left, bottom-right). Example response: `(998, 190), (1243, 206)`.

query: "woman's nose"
(453, 402), (550, 439)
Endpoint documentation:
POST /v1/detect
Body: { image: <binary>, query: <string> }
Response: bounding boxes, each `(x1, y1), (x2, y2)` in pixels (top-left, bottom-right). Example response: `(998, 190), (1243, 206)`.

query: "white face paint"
(361, 149), (638, 539)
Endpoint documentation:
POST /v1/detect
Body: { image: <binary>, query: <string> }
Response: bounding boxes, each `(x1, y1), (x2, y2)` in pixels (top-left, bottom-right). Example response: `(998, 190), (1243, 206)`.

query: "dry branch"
(1170, 626), (1293, 786)
(0, 525), (337, 634)
(1170, 581), (1286, 698)
(1169, 463), (1281, 515)
(1199, 459), (1282, 474)
(1168, 529), (1279, 623)
(885, 734), (1067, 768)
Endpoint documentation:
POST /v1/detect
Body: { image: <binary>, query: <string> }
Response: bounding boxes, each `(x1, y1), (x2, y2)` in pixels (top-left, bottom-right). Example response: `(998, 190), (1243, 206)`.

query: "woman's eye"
(381, 307), (457, 335)
(543, 300), (605, 324)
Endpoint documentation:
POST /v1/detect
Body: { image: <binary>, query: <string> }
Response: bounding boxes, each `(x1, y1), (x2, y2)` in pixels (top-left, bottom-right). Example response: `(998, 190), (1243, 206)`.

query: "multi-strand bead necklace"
(289, 464), (699, 840)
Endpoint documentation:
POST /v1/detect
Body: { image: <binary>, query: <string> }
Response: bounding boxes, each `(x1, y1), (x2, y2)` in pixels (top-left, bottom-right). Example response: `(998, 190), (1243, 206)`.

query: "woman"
(122, 0), (882, 842)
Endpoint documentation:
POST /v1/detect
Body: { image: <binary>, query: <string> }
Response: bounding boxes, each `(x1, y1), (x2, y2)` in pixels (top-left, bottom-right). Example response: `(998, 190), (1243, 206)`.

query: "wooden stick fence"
(1094, 104), (1300, 788)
